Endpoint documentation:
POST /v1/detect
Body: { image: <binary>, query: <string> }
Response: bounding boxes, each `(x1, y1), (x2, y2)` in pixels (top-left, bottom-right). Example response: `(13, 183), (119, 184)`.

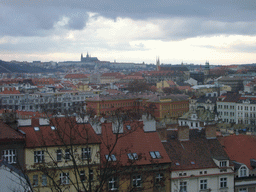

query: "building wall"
(25, 144), (100, 191)
(171, 168), (234, 192)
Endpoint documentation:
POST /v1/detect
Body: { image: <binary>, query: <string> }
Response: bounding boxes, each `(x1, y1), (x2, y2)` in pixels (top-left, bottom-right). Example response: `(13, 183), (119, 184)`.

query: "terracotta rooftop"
(218, 134), (256, 169)
(0, 120), (25, 142)
(100, 121), (171, 166)
(19, 117), (100, 148)
(162, 129), (229, 170)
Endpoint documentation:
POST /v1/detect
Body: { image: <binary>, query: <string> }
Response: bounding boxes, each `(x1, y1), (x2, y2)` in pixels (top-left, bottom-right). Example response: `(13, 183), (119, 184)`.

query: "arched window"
(240, 166), (247, 177)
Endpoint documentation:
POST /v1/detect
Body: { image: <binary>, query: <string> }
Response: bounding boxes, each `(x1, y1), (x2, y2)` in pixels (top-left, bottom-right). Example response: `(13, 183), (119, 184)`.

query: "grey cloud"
(1, 0), (256, 39)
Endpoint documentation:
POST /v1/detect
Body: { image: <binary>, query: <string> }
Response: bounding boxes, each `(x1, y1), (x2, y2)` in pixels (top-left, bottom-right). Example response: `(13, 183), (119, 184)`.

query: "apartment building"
(0, 89), (95, 113)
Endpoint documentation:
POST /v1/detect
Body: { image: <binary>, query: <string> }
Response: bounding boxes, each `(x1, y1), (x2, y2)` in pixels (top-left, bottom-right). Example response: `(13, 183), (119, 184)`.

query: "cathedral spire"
(156, 56), (160, 71)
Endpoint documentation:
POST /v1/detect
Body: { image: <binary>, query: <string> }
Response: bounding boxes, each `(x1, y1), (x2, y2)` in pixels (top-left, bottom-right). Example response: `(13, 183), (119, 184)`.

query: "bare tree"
(6, 106), (170, 192)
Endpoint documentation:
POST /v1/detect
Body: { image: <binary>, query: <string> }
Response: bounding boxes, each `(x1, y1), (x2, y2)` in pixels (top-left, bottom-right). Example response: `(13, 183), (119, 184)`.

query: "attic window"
(105, 154), (117, 161)
(191, 161), (195, 165)
(51, 126), (56, 130)
(175, 162), (180, 166)
(150, 151), (161, 159)
(220, 160), (227, 167)
(34, 127), (40, 131)
(127, 153), (138, 160)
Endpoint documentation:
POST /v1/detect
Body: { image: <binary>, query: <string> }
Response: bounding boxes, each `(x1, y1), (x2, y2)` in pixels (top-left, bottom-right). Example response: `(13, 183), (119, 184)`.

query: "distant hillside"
(0, 60), (57, 73)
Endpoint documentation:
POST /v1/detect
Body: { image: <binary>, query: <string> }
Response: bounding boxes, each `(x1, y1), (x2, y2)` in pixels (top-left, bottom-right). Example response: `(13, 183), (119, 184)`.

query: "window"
(33, 175), (38, 186)
(56, 149), (62, 161)
(150, 151), (161, 159)
(239, 188), (247, 192)
(82, 148), (91, 160)
(200, 179), (207, 190)
(2, 149), (16, 164)
(220, 177), (227, 188)
(180, 181), (187, 192)
(60, 172), (69, 185)
(34, 151), (44, 163)
(89, 169), (93, 181)
(128, 153), (138, 160)
(220, 161), (227, 167)
(240, 166), (247, 177)
(155, 173), (164, 186)
(42, 175), (47, 186)
(105, 154), (117, 161)
(80, 171), (85, 182)
(65, 149), (70, 161)
(109, 177), (118, 191)
(132, 175), (142, 188)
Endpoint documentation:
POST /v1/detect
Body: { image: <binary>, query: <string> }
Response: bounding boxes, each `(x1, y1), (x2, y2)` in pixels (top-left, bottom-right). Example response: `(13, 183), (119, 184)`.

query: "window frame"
(132, 174), (142, 188)
(65, 149), (71, 161)
(82, 147), (91, 160)
(80, 170), (85, 182)
(2, 149), (16, 164)
(200, 179), (207, 190)
(180, 181), (187, 192)
(33, 175), (38, 187)
(220, 177), (227, 188)
(108, 177), (118, 191)
(56, 149), (62, 162)
(42, 174), (47, 186)
(34, 150), (44, 163)
(60, 172), (69, 185)
(240, 166), (247, 177)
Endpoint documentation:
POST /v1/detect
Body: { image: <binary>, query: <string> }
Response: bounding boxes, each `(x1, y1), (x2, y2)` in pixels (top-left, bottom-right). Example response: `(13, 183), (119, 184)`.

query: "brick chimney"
(205, 124), (216, 139)
(178, 126), (189, 141)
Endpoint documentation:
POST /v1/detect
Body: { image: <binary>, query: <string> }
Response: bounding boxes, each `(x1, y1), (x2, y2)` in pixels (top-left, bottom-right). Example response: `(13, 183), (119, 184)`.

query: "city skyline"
(1, 1), (256, 65)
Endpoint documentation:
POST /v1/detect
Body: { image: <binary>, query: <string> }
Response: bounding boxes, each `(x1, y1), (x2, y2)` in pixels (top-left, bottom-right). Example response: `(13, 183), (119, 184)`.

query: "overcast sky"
(1, 0), (256, 65)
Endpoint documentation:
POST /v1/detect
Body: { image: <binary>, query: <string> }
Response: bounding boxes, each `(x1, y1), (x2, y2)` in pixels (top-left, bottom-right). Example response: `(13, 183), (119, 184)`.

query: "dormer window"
(128, 153), (138, 160)
(220, 160), (227, 167)
(240, 166), (248, 177)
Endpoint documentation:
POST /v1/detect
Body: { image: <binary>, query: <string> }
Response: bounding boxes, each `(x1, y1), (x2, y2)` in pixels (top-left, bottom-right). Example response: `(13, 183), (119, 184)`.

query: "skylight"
(127, 153), (138, 160)
(150, 151), (161, 159)
(105, 154), (117, 161)
(175, 162), (180, 166)
(51, 126), (56, 130)
(34, 127), (40, 131)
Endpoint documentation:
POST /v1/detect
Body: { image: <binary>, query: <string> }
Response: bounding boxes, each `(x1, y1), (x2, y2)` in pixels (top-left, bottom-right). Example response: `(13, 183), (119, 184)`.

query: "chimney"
(205, 124), (216, 139)
(178, 126), (189, 141)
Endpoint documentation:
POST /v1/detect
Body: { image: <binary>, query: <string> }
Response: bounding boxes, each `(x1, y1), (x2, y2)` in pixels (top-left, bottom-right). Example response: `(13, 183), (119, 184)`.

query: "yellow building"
(20, 117), (101, 192)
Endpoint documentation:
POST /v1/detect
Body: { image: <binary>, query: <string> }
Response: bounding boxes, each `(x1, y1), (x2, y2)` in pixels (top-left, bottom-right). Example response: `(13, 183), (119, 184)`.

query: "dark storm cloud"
(1, 0), (256, 38)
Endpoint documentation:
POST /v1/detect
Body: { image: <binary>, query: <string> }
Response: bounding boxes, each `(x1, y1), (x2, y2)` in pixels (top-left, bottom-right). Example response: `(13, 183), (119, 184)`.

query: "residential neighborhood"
(1, 56), (256, 191)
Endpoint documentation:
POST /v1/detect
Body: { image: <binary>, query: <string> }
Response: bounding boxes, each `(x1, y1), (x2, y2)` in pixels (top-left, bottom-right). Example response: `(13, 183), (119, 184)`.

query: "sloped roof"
(218, 134), (256, 169)
(19, 117), (100, 148)
(0, 120), (25, 142)
(100, 121), (171, 166)
(163, 129), (229, 170)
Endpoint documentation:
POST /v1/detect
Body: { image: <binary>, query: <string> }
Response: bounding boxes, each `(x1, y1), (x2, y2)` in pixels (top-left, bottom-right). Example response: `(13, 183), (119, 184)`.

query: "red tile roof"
(100, 121), (171, 166)
(218, 134), (256, 169)
(19, 117), (100, 148)
(163, 129), (229, 171)
(0, 120), (25, 142)
(0, 88), (20, 94)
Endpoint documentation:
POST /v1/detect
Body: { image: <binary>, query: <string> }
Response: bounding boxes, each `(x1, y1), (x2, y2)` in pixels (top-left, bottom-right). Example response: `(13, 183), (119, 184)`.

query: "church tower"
(81, 53), (83, 62)
(156, 57), (160, 71)
(204, 61), (210, 76)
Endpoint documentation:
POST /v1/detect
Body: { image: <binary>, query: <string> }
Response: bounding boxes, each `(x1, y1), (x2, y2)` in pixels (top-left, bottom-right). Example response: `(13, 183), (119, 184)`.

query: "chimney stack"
(178, 126), (189, 141)
(205, 124), (216, 139)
